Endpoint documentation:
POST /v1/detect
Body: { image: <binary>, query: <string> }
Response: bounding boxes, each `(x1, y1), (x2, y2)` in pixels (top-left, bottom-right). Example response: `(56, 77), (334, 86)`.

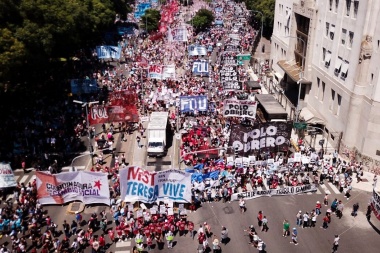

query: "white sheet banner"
(231, 184), (317, 201)
(148, 65), (163, 79)
(223, 99), (257, 119)
(173, 28), (188, 42)
(120, 166), (192, 203)
(0, 163), (17, 188)
(188, 45), (207, 56)
(162, 65), (176, 80)
(36, 171), (110, 205)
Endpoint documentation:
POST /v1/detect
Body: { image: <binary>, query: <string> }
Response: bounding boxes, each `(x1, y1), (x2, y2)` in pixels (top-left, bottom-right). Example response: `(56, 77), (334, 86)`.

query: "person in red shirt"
(198, 232), (206, 248)
(187, 221), (194, 239)
(99, 234), (105, 249)
(257, 211), (263, 227)
(315, 201), (322, 215)
(108, 229), (115, 242)
(179, 220), (186, 236)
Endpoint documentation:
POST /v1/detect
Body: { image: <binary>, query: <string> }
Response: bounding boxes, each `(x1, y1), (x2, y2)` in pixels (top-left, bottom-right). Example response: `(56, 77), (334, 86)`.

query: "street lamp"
(284, 36), (306, 122)
(73, 100), (99, 166)
(248, 10), (264, 75)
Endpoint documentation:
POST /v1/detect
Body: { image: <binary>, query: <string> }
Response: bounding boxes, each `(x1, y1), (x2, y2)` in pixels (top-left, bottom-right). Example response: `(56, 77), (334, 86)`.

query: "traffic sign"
(293, 122), (307, 129)
(237, 54), (251, 61)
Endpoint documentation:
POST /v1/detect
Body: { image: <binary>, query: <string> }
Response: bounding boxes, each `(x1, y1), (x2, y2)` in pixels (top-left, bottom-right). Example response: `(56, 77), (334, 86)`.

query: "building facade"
(270, 0), (380, 170)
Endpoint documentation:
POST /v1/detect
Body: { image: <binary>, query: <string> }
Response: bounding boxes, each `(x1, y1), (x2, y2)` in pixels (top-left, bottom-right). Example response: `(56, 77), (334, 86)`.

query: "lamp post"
(73, 100), (99, 166)
(248, 10), (264, 75)
(284, 36), (306, 122)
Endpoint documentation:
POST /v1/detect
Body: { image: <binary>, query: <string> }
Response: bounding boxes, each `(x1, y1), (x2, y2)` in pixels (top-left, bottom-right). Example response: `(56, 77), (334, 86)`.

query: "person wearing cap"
(296, 210), (302, 227)
(315, 201), (322, 215)
(290, 228), (298, 245)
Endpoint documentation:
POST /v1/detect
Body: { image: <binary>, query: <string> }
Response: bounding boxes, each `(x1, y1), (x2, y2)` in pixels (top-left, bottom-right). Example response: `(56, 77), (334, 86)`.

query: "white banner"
(0, 163), (17, 188)
(36, 171), (110, 205)
(162, 65), (176, 80)
(120, 166), (192, 203)
(231, 184), (317, 201)
(223, 99), (257, 119)
(173, 28), (188, 42)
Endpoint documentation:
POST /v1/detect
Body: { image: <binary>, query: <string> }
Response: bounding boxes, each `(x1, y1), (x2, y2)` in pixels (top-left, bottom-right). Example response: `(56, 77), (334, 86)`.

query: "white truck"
(147, 111), (169, 157)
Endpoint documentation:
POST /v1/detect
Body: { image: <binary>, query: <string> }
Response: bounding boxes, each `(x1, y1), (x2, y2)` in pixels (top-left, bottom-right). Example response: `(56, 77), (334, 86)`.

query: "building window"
(335, 0), (339, 12)
(330, 25), (335, 40)
(346, 0), (352, 16)
(337, 94), (342, 116)
(341, 29), (347, 45)
(322, 48), (326, 61)
(326, 22), (330, 37)
(321, 82), (325, 101)
(334, 57), (343, 76)
(348, 31), (354, 48)
(353, 1), (359, 18)
(330, 89), (335, 111)
(341, 61), (349, 79)
(329, 0), (333, 11)
(325, 51), (332, 68)
(316, 77), (320, 99)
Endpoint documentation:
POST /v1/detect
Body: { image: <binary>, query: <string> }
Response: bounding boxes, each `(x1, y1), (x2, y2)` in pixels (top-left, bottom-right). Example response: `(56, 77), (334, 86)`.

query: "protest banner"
(188, 45), (207, 56)
(119, 166), (192, 203)
(162, 65), (176, 80)
(88, 105), (139, 125)
(36, 171), (110, 205)
(172, 28), (188, 42)
(231, 184), (317, 201)
(148, 65), (163, 79)
(222, 81), (243, 91)
(70, 79), (98, 95)
(221, 54), (237, 65)
(228, 122), (293, 155)
(0, 163), (17, 188)
(223, 99), (257, 119)
(96, 46), (121, 59)
(224, 44), (240, 52)
(371, 189), (380, 221)
(192, 61), (209, 76)
(220, 65), (238, 82)
(180, 96), (208, 113)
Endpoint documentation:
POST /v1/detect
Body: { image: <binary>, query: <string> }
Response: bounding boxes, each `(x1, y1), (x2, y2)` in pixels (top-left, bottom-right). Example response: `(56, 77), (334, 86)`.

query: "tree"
(141, 9), (161, 33)
(245, 0), (275, 38)
(190, 9), (214, 32)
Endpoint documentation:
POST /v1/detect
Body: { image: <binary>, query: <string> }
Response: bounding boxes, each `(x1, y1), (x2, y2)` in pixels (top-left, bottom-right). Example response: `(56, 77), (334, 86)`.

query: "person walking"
(244, 225), (256, 244)
(204, 222), (212, 238)
(296, 211), (302, 227)
(321, 214), (329, 229)
(136, 136), (141, 149)
(220, 227), (228, 245)
(324, 194), (329, 206)
(283, 220), (290, 237)
(336, 201), (344, 219)
(290, 228), (298, 245)
(315, 201), (322, 215)
(352, 203), (359, 217)
(239, 198), (246, 213)
(261, 216), (269, 232)
(257, 211), (263, 227)
(302, 212), (309, 228)
(332, 234), (340, 252)
(165, 230), (174, 249)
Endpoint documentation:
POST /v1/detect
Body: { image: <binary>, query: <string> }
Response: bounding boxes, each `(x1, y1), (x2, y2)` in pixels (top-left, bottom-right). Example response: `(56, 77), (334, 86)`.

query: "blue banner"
(117, 26), (134, 36)
(192, 60), (209, 76)
(180, 96), (208, 113)
(96, 46), (121, 59)
(70, 79), (98, 94)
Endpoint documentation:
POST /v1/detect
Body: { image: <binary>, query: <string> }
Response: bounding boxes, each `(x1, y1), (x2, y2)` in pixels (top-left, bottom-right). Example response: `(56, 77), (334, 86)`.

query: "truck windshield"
(148, 142), (163, 148)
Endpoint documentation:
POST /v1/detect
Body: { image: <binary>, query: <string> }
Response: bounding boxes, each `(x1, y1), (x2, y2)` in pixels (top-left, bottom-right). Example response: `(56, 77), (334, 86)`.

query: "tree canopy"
(0, 0), (131, 85)
(141, 9), (161, 33)
(190, 9), (214, 32)
(244, 0), (275, 38)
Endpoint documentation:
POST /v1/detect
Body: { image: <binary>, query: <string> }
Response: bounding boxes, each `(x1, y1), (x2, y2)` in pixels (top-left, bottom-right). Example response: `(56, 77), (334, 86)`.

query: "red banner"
(109, 90), (138, 106)
(88, 105), (139, 125)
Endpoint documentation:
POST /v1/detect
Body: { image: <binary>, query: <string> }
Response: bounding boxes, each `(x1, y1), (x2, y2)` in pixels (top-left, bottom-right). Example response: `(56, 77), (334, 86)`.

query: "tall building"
(270, 0), (380, 168)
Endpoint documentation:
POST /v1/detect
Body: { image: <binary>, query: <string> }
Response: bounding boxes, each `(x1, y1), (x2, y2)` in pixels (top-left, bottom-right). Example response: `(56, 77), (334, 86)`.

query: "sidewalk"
(246, 66), (378, 193)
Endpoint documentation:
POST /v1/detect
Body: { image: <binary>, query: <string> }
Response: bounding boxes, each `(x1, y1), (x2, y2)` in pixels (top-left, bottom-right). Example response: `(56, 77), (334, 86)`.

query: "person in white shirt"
(332, 235), (340, 252)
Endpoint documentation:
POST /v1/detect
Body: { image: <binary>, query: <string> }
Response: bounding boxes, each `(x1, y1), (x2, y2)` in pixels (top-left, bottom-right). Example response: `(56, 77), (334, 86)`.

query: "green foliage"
(0, 0), (130, 84)
(141, 9), (161, 33)
(190, 8), (214, 32)
(245, 0), (275, 38)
